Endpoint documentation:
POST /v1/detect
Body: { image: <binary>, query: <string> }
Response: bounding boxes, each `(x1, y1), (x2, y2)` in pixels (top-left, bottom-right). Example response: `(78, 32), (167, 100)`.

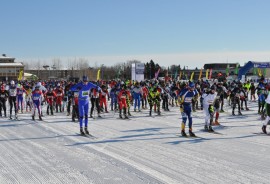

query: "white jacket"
(203, 92), (217, 106)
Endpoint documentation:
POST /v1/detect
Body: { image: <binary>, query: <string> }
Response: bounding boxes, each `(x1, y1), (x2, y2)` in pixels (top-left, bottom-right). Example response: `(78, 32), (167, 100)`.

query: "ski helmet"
(189, 82), (195, 88)
(210, 85), (216, 91)
(82, 76), (88, 82)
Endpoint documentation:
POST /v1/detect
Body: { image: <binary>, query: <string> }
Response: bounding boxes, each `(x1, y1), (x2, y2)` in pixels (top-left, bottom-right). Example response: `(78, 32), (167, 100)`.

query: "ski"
(200, 129), (223, 135)
(117, 117), (131, 120)
(252, 132), (270, 136)
(76, 133), (96, 138)
(176, 134), (202, 138)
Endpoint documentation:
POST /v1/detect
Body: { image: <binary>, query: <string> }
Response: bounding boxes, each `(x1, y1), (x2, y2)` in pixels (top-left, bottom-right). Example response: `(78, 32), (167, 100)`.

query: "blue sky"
(1, 0), (270, 68)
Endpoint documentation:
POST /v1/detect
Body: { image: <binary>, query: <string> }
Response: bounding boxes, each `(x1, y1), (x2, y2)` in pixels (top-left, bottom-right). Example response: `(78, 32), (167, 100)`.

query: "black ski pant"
(90, 98), (100, 116)
(9, 97), (17, 115)
(0, 99), (6, 116)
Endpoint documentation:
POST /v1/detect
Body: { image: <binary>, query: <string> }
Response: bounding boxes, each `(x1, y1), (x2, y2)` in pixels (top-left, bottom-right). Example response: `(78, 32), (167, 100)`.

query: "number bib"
(184, 97), (192, 103)
(9, 89), (16, 96)
(82, 91), (89, 97)
(33, 96), (40, 101)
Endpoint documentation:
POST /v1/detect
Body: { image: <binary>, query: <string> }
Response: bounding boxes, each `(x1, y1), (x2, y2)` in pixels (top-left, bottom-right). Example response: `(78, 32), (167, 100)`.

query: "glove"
(208, 105), (214, 113)
(180, 104), (184, 113)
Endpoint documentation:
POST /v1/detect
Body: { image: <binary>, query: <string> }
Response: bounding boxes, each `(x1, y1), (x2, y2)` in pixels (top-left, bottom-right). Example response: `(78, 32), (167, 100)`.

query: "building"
(24, 68), (96, 81)
(0, 54), (24, 81)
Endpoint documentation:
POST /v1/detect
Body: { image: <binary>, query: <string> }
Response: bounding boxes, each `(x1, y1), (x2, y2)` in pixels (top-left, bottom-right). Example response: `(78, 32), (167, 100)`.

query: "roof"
(0, 57), (15, 59)
(0, 63), (24, 67)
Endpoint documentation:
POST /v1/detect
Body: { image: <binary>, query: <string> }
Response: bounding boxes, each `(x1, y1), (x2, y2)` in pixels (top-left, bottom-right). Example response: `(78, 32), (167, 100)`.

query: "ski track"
(0, 100), (270, 184)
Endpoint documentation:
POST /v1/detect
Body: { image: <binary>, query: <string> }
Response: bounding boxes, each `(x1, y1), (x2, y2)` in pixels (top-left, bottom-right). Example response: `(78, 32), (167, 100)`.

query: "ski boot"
(262, 125), (267, 134)
(84, 127), (90, 135)
(119, 114), (123, 119)
(181, 130), (187, 137)
(124, 114), (129, 119)
(204, 125), (209, 131)
(80, 127), (85, 135)
(208, 126), (214, 132)
(213, 120), (220, 126)
(189, 130), (196, 137)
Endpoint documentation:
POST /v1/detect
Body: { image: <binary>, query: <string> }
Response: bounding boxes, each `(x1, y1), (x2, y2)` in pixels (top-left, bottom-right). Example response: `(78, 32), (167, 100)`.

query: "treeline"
(23, 58), (187, 80)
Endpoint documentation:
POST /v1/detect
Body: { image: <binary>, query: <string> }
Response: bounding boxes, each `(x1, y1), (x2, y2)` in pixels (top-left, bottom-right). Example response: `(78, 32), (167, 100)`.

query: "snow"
(0, 101), (270, 184)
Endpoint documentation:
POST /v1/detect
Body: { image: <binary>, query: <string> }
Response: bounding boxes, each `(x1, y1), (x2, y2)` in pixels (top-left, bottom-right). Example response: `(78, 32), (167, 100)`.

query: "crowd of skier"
(0, 75), (269, 136)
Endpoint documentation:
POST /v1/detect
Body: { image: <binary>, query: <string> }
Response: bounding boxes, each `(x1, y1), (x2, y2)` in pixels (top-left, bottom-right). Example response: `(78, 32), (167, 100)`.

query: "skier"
(66, 82), (73, 116)
(32, 86), (44, 120)
(262, 86), (270, 134)
(118, 83), (131, 119)
(55, 84), (64, 113)
(109, 85), (118, 111)
(71, 90), (79, 122)
(148, 85), (161, 116)
(141, 83), (148, 109)
(70, 76), (97, 135)
(161, 83), (170, 111)
(99, 85), (110, 113)
(132, 82), (142, 112)
(240, 86), (249, 111)
(8, 80), (18, 119)
(250, 82), (256, 101)
(89, 86), (101, 118)
(0, 85), (8, 117)
(178, 82), (197, 137)
(231, 83), (242, 115)
(16, 84), (26, 113)
(25, 85), (33, 112)
(45, 87), (56, 115)
(216, 82), (227, 112)
(203, 85), (217, 132)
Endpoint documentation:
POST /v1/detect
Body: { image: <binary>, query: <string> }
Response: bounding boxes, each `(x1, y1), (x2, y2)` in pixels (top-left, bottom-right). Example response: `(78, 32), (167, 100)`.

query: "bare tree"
(23, 61), (30, 70)
(78, 58), (89, 70)
(52, 58), (62, 70)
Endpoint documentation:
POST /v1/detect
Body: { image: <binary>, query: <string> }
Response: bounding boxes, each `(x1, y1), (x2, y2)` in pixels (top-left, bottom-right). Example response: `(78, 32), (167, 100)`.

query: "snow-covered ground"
(0, 101), (269, 184)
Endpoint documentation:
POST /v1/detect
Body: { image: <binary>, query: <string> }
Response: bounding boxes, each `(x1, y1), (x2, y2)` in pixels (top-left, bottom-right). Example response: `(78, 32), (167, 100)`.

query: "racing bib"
(82, 91), (89, 97)
(9, 89), (16, 96)
(184, 97), (192, 103)
(33, 96), (40, 101)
